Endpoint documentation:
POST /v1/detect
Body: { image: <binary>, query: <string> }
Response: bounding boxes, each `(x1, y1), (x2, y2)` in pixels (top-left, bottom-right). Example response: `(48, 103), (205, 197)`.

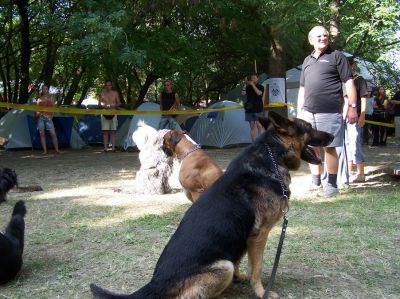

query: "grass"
(0, 147), (399, 298)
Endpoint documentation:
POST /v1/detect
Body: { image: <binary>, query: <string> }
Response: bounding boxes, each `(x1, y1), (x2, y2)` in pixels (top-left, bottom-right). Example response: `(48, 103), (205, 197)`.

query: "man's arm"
(99, 92), (105, 108)
(297, 86), (305, 117)
(115, 92), (121, 107)
(344, 79), (358, 124)
(250, 82), (263, 96)
(171, 93), (181, 110)
(358, 97), (366, 127)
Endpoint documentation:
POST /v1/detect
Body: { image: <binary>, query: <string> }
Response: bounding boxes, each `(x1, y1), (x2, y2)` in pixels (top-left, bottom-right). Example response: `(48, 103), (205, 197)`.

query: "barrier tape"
(364, 120), (395, 128)
(0, 101), (288, 116)
(1, 101), (393, 128)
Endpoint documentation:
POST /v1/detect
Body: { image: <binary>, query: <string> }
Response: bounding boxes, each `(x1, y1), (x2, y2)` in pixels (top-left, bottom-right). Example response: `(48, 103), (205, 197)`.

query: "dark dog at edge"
(0, 168), (43, 204)
(0, 168), (18, 203)
(90, 111), (333, 299)
(162, 130), (223, 202)
(0, 200), (27, 284)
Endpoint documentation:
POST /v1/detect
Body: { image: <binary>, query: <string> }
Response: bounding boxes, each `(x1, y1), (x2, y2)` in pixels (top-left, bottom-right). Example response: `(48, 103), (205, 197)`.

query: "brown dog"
(162, 129), (223, 202)
(90, 112), (334, 299)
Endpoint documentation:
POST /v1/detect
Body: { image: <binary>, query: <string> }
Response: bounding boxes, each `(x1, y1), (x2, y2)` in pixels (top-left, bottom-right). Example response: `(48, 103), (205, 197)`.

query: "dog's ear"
(259, 111), (292, 133)
(171, 130), (183, 146)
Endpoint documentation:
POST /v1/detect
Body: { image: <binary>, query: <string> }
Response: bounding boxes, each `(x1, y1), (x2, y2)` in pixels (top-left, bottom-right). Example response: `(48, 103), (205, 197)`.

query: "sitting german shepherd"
(90, 111), (333, 299)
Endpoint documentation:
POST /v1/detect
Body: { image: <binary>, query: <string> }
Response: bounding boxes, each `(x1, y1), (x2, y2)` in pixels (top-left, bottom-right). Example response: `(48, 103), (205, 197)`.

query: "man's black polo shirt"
(300, 48), (353, 113)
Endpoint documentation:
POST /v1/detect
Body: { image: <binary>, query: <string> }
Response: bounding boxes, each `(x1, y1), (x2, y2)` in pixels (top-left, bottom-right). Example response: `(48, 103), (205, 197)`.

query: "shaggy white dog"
(132, 122), (174, 194)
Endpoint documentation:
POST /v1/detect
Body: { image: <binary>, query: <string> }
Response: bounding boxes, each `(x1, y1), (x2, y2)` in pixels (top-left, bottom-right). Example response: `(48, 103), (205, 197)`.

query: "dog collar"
(179, 144), (201, 161)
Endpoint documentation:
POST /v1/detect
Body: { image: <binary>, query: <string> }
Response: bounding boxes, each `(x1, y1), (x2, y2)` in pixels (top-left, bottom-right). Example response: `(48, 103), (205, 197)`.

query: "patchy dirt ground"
(0, 138), (399, 299)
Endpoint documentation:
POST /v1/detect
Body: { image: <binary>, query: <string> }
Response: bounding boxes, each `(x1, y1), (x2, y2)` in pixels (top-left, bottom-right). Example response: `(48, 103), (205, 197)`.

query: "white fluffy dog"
(132, 121), (173, 194)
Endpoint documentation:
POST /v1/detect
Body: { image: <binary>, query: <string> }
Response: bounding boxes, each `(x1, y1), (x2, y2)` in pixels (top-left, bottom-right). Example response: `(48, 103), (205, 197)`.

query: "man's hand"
(358, 114), (365, 128)
(347, 107), (358, 124)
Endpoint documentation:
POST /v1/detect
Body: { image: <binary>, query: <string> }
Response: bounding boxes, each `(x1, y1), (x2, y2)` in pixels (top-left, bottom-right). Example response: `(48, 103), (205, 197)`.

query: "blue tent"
(77, 115), (131, 144)
(27, 115), (73, 149)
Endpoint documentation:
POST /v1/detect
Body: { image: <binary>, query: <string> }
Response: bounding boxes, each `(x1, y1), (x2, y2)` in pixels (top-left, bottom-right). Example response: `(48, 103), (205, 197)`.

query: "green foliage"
(0, 0), (399, 105)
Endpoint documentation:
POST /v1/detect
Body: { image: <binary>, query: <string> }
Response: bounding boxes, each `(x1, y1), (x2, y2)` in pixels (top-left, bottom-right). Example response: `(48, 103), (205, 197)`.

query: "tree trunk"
(63, 67), (85, 105)
(15, 0), (31, 104)
(40, 31), (58, 87)
(329, 0), (341, 50)
(137, 73), (159, 106)
(76, 81), (91, 107)
(268, 28), (287, 117)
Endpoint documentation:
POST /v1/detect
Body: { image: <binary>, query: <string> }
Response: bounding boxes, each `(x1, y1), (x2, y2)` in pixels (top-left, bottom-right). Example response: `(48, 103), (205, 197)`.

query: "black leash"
(261, 214), (288, 299)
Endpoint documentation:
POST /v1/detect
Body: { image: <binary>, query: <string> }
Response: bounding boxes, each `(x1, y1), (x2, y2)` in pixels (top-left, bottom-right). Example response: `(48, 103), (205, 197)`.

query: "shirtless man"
(99, 80), (120, 152)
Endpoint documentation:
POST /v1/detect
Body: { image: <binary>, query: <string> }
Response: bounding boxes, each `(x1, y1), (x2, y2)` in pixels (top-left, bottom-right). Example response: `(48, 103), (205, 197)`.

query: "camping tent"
(176, 106), (199, 132)
(123, 102), (163, 150)
(189, 101), (252, 148)
(77, 114), (131, 147)
(0, 109), (86, 150)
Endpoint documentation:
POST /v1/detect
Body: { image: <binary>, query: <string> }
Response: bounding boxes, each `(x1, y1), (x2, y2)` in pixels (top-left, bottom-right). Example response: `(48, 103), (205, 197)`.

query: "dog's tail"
(12, 200), (26, 217)
(5, 200), (26, 253)
(90, 283), (157, 299)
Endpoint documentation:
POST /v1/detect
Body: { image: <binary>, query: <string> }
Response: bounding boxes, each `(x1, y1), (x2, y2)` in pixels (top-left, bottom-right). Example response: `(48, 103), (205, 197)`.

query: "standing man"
(36, 85), (61, 154)
(241, 73), (265, 141)
(99, 80), (120, 152)
(343, 58), (368, 183)
(158, 79), (181, 130)
(297, 25), (358, 197)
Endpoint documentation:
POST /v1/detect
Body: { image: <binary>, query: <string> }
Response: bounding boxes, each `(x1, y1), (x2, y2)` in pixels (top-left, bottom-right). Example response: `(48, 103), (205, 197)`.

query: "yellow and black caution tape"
(0, 101), (289, 116)
(1, 101), (394, 128)
(365, 120), (395, 128)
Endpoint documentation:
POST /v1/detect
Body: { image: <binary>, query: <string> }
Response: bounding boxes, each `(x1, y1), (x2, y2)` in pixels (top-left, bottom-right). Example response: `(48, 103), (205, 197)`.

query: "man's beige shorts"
(101, 115), (118, 131)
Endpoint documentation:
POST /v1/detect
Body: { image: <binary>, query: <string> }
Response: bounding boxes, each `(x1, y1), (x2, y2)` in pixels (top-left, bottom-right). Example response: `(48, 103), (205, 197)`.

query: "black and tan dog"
(0, 168), (42, 204)
(162, 129), (223, 202)
(0, 200), (27, 284)
(90, 111), (333, 299)
(0, 168), (18, 203)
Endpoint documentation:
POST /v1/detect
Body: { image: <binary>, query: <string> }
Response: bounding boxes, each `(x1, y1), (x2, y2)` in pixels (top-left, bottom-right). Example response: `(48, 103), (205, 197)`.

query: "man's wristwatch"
(348, 103), (357, 108)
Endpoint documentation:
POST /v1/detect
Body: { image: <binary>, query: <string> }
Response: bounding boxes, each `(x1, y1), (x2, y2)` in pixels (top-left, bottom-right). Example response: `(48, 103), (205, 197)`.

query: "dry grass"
(0, 143), (399, 299)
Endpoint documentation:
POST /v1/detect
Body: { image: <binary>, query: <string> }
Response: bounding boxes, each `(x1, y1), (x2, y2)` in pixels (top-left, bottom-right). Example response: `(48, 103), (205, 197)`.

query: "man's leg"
(39, 129), (47, 154)
(308, 147), (322, 190)
(249, 121), (257, 141)
(317, 146), (339, 197)
(110, 130), (116, 151)
(103, 130), (109, 151)
(49, 128), (60, 153)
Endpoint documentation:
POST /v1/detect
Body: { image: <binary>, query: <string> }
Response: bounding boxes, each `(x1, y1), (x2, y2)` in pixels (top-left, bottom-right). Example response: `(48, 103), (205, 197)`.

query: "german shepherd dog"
(0, 200), (27, 284)
(90, 111), (333, 299)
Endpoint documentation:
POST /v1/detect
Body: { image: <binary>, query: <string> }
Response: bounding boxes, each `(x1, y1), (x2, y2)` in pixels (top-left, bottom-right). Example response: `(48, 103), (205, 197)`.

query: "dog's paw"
(255, 290), (280, 299)
(267, 291), (280, 299)
(233, 272), (248, 282)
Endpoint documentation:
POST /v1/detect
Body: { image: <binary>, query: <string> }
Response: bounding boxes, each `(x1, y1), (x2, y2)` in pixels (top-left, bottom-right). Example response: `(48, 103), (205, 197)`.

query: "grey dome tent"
(0, 109), (86, 150)
(123, 102), (162, 150)
(189, 101), (252, 148)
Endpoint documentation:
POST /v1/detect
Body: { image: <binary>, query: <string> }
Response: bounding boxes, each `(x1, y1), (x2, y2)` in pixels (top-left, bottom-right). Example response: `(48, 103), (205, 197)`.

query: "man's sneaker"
(317, 184), (339, 197)
(309, 182), (323, 192)
(350, 174), (366, 183)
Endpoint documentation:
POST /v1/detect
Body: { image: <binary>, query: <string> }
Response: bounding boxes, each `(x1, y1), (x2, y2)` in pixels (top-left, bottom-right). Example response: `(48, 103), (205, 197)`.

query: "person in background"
(36, 85), (60, 154)
(241, 73), (265, 141)
(343, 58), (368, 183)
(297, 25), (358, 197)
(99, 80), (120, 152)
(371, 86), (389, 146)
(158, 80), (181, 130)
(389, 89), (400, 117)
(362, 87), (375, 145)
